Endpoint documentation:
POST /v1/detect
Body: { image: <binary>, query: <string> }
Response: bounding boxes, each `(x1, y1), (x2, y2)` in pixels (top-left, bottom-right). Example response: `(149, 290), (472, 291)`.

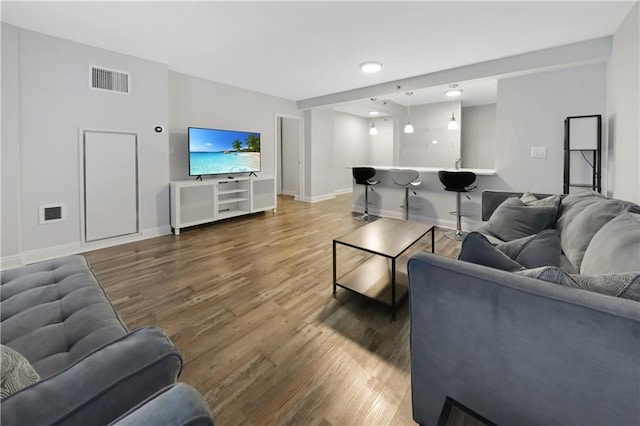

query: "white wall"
(495, 63), (607, 194)
(304, 108), (335, 201)
(1, 24), (21, 261)
(398, 101), (461, 168)
(461, 104), (496, 169)
(1, 24), (171, 265)
(371, 118), (394, 167)
(168, 71), (300, 181)
(333, 112), (369, 193)
(607, 3), (639, 203)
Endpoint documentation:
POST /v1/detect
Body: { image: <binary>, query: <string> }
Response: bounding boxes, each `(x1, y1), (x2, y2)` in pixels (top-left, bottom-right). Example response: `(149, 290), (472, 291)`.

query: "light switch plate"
(531, 146), (547, 159)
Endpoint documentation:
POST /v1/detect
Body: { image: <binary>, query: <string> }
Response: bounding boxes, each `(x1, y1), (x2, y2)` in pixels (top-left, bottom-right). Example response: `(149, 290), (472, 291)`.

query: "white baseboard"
(1, 225), (172, 270)
(20, 242), (82, 266)
(0, 255), (25, 270)
(303, 193), (336, 203)
(350, 206), (479, 230)
(334, 187), (353, 195)
(279, 190), (297, 197)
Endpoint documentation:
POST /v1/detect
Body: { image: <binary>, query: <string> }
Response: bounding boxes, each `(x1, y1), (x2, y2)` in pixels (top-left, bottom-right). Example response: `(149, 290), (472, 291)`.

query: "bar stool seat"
(438, 170), (477, 240)
(353, 167), (379, 220)
(390, 169), (421, 220)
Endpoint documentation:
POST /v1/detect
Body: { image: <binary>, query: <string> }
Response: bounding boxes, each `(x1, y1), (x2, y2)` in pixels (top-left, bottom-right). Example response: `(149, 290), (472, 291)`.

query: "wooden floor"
(85, 194), (462, 426)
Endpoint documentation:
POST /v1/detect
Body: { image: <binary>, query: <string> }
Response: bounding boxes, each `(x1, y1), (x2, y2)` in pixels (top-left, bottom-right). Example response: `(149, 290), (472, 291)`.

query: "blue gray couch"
(1, 255), (214, 425)
(407, 190), (640, 425)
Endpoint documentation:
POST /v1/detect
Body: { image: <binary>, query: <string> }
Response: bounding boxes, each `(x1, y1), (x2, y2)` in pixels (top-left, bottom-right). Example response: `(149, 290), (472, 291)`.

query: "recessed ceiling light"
(445, 83), (462, 97)
(369, 111), (380, 116)
(360, 62), (382, 73)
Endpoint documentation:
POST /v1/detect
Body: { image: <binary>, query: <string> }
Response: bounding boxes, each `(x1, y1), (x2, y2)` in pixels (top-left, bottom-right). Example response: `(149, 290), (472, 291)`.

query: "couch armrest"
(1, 326), (182, 426)
(407, 252), (640, 426)
(110, 383), (214, 426)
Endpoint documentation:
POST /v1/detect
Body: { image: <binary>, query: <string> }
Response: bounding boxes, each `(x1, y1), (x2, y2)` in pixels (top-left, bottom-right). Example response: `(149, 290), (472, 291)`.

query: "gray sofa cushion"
(458, 232), (524, 272)
(581, 211), (640, 275)
(483, 198), (557, 241)
(0, 256), (127, 378)
(497, 229), (561, 269)
(554, 190), (607, 236)
(559, 199), (629, 271)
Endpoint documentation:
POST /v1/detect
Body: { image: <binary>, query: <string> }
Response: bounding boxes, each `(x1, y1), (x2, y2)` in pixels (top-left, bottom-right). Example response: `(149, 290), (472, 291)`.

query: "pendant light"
(446, 84), (461, 131)
(404, 92), (414, 134)
(447, 113), (459, 130)
(369, 120), (378, 135)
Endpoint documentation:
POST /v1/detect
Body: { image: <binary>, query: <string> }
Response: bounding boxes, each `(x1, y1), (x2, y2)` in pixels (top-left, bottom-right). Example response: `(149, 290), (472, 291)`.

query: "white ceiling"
(1, 1), (635, 102)
(333, 78), (498, 118)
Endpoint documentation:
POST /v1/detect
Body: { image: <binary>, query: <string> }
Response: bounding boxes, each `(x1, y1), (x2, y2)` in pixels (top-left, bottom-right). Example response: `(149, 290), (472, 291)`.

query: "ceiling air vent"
(39, 204), (67, 224)
(90, 66), (130, 94)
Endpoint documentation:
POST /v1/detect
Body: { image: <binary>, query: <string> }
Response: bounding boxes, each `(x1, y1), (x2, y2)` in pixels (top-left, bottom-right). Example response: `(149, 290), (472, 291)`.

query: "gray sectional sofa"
(407, 190), (640, 426)
(0, 255), (214, 425)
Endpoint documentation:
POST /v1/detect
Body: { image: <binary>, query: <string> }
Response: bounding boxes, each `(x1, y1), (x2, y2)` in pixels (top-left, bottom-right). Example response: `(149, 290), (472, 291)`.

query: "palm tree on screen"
(246, 134), (260, 152)
(232, 139), (242, 151)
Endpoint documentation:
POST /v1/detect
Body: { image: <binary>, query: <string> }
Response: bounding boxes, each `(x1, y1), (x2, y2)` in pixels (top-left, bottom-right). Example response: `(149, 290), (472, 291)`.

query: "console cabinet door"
(83, 131), (139, 242)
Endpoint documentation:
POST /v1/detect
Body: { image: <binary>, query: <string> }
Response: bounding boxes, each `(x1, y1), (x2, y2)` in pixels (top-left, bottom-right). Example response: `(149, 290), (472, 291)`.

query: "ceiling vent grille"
(39, 204), (67, 224)
(90, 66), (130, 94)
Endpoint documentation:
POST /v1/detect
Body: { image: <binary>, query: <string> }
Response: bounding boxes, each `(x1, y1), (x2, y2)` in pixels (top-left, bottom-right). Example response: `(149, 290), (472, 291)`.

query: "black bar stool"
(352, 167), (380, 220)
(438, 170), (477, 240)
(390, 169), (421, 220)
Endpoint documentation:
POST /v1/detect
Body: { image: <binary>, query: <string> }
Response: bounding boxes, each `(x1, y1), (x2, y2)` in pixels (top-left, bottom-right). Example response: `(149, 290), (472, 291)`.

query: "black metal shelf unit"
(563, 115), (602, 194)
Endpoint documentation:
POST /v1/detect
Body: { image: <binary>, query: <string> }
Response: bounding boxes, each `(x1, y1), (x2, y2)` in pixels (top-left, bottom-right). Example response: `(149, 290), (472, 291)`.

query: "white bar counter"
(350, 165), (499, 231)
(351, 165), (496, 176)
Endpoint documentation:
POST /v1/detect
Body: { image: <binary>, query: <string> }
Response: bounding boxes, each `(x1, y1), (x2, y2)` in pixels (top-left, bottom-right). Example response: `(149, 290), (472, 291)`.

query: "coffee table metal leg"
(431, 226), (435, 253)
(391, 258), (396, 321)
(332, 240), (337, 297)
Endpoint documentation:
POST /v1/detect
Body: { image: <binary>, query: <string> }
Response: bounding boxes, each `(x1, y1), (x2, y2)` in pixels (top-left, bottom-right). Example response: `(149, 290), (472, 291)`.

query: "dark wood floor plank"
(84, 194), (462, 425)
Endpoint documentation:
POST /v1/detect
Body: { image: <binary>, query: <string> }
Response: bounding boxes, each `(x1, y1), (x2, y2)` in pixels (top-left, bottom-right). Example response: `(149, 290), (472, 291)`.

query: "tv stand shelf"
(170, 175), (276, 235)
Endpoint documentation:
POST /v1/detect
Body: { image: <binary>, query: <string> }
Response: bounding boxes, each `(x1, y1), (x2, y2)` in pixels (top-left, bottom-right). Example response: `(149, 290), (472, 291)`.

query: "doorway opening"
(275, 114), (304, 201)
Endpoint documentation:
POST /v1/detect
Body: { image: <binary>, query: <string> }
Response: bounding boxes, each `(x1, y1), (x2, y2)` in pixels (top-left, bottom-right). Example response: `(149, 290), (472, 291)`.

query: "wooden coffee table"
(332, 218), (435, 320)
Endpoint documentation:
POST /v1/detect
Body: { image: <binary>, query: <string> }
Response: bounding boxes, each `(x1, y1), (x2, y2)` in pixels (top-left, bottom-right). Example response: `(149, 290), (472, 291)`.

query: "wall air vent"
(39, 204), (67, 224)
(90, 66), (130, 94)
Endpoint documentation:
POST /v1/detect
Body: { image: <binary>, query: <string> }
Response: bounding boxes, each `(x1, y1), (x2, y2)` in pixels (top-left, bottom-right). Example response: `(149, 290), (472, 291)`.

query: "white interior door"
(84, 131), (138, 242)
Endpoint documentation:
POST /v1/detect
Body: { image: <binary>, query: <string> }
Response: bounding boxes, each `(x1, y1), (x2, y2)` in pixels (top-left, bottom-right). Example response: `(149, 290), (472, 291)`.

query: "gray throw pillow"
(520, 192), (562, 209)
(581, 212), (640, 275)
(515, 266), (577, 287)
(555, 190), (606, 236)
(497, 229), (561, 269)
(570, 273), (640, 302)
(559, 199), (629, 271)
(458, 232), (524, 272)
(1, 345), (40, 399)
(484, 197), (558, 241)
(516, 267), (640, 302)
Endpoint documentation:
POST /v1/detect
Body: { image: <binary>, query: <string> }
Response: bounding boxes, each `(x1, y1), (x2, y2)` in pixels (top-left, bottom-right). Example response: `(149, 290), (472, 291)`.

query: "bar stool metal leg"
(445, 192), (467, 241)
(362, 185), (370, 220)
(404, 187), (409, 221)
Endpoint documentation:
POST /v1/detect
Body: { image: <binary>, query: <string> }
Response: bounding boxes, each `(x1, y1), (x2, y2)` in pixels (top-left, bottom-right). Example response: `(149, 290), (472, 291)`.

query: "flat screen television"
(188, 127), (261, 176)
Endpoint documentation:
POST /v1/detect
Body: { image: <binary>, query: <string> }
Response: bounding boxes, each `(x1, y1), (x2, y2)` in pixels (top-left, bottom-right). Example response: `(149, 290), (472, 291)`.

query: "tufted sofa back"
(1, 256), (127, 378)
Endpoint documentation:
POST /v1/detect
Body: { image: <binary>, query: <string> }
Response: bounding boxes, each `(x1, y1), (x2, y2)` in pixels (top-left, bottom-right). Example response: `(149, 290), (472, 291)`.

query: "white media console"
(170, 175), (276, 235)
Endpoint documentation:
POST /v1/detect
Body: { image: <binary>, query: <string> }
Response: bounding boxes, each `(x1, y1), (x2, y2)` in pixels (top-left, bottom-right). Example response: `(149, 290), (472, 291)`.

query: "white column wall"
(607, 3), (639, 203)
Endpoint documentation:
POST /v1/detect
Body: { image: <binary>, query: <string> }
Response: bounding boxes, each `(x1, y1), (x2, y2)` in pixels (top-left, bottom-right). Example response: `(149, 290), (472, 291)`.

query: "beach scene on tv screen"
(189, 128), (260, 175)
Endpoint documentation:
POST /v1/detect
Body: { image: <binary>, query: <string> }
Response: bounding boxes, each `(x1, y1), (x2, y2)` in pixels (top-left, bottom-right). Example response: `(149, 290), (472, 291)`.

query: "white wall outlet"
(531, 146), (547, 159)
